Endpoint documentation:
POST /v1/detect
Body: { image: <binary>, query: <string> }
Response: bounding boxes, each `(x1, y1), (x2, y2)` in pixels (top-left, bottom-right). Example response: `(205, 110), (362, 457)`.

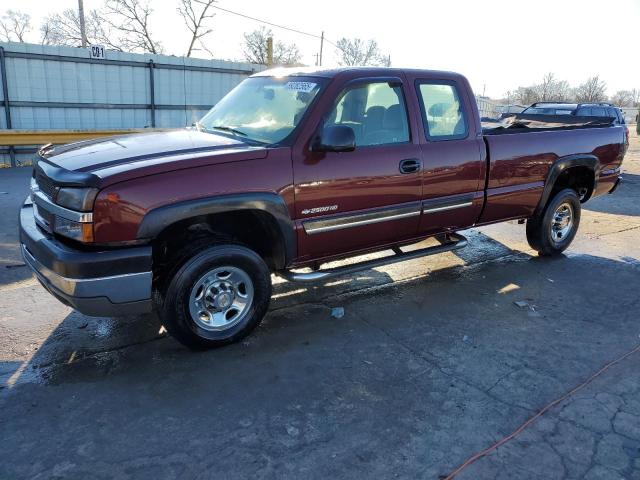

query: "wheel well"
(551, 165), (595, 202)
(152, 210), (287, 286)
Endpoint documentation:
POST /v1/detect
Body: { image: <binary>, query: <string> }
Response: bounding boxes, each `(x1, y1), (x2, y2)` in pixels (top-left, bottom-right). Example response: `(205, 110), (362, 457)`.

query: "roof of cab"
(251, 66), (465, 80)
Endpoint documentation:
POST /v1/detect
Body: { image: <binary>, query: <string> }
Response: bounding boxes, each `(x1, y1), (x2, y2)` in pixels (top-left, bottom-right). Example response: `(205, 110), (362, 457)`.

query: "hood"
(44, 129), (263, 174)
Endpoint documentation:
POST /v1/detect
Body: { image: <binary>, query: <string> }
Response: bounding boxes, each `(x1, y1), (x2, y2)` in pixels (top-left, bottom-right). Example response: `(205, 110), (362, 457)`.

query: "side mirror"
(312, 125), (356, 152)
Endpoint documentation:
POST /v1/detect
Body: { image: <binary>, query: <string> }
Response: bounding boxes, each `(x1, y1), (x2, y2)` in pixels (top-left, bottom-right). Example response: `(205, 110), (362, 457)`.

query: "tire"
(526, 188), (581, 256)
(155, 244), (272, 349)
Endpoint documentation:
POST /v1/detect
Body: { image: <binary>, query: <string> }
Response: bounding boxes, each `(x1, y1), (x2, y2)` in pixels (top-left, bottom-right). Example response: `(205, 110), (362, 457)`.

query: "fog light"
(54, 216), (94, 242)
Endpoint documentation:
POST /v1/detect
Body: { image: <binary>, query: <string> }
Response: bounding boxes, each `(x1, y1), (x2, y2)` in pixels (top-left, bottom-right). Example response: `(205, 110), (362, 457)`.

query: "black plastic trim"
(136, 192), (296, 268)
(35, 154), (101, 188)
(535, 154), (599, 215)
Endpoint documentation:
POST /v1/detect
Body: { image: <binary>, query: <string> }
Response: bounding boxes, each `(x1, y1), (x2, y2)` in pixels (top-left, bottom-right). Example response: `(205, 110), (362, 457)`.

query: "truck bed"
(478, 124), (626, 224)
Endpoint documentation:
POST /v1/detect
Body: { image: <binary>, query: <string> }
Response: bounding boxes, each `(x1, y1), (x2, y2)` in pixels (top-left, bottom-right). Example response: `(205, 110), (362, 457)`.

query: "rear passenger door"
(408, 77), (485, 235)
(292, 77), (423, 262)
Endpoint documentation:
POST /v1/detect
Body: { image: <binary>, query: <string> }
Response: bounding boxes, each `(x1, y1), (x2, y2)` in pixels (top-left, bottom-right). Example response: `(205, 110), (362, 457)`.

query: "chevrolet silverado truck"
(20, 67), (627, 349)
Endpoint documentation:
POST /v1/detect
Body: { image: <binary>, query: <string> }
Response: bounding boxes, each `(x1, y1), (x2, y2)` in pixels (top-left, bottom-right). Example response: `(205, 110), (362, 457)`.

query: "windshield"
(198, 76), (326, 144)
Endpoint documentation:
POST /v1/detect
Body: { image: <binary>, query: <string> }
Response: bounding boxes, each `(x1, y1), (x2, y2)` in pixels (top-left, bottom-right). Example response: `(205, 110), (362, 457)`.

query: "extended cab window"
(326, 81), (410, 146)
(417, 82), (468, 140)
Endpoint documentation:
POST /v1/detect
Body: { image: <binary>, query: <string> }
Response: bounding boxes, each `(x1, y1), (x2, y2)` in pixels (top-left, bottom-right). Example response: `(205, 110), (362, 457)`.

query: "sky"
(6, 0), (640, 99)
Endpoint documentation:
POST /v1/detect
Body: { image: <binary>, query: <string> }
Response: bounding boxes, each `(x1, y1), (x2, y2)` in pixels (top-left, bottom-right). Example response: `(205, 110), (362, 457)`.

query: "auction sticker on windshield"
(285, 81), (317, 93)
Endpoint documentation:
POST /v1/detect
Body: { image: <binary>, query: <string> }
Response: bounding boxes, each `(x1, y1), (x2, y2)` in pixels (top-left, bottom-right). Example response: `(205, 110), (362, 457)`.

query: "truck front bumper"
(19, 201), (153, 317)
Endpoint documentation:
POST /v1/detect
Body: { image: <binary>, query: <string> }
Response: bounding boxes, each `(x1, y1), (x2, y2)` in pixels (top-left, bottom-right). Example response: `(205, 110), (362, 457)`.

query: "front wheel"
(155, 244), (272, 349)
(526, 188), (581, 256)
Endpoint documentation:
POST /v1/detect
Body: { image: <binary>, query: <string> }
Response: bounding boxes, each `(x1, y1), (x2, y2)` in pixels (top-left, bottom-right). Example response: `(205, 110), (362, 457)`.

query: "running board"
(277, 233), (468, 283)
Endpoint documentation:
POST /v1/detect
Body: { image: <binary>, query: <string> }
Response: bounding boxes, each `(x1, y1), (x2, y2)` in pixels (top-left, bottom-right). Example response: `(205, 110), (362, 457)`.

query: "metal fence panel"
(1, 41), (263, 165)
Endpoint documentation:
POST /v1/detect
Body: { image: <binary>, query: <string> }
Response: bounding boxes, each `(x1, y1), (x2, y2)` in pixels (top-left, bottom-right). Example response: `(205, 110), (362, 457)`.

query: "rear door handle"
(399, 158), (421, 174)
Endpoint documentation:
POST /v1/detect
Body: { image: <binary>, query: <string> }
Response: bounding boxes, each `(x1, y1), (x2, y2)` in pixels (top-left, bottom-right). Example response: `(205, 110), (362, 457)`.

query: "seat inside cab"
(326, 82), (410, 146)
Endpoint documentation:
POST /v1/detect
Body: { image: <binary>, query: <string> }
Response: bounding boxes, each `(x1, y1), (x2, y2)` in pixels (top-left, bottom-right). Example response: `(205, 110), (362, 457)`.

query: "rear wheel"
(526, 188), (581, 256)
(155, 244), (272, 349)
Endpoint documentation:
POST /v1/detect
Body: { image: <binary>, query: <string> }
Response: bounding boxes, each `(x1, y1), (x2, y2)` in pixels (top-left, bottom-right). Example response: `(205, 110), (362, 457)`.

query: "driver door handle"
(399, 158), (421, 174)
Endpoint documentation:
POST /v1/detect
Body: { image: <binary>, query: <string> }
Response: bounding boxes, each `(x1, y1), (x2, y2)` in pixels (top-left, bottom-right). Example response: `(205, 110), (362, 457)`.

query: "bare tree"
(242, 27), (301, 66)
(509, 73), (578, 105)
(631, 88), (640, 107)
(103, 0), (163, 54)
(335, 37), (388, 66)
(610, 90), (635, 107)
(40, 21), (52, 45)
(178, 0), (216, 57)
(41, 10), (85, 47)
(513, 86), (540, 105)
(574, 76), (607, 103)
(537, 73), (570, 102)
(0, 9), (32, 42)
(41, 9), (123, 50)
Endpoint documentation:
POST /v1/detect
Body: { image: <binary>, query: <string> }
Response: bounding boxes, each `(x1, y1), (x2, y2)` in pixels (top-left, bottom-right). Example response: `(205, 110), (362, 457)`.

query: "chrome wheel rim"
(188, 266), (254, 331)
(550, 202), (574, 243)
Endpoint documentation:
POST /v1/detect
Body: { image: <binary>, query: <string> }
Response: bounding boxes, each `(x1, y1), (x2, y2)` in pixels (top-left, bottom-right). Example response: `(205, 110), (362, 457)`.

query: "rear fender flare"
(534, 154), (599, 216)
(137, 192), (295, 268)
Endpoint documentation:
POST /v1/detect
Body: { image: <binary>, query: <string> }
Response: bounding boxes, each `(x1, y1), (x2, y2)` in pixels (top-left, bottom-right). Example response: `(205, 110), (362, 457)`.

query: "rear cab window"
(415, 81), (468, 141)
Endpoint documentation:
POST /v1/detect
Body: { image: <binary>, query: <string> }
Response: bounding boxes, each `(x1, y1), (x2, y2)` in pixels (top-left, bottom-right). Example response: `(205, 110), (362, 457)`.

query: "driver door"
(292, 76), (423, 263)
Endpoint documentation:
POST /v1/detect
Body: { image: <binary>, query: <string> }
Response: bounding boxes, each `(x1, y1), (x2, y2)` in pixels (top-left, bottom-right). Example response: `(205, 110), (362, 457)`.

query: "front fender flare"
(137, 192), (296, 268)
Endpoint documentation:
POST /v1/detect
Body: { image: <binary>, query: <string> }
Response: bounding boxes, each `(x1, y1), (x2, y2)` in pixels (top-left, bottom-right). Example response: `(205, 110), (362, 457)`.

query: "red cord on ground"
(443, 343), (640, 480)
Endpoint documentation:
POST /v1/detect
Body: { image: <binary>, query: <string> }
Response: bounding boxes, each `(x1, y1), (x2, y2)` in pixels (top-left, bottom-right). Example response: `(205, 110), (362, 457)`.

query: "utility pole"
(266, 36), (273, 67)
(78, 0), (87, 47)
(318, 31), (324, 66)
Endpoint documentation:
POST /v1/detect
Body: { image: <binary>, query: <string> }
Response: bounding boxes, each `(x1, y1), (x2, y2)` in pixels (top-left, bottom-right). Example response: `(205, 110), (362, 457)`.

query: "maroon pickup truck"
(20, 67), (627, 348)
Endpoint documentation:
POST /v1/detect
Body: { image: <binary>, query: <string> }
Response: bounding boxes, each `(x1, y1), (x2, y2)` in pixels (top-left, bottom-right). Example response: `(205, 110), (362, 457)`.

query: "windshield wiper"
(210, 125), (248, 137)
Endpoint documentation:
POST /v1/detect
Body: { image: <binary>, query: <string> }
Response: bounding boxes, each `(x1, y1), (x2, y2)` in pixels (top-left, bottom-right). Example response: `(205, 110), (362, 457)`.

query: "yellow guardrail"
(0, 129), (162, 146)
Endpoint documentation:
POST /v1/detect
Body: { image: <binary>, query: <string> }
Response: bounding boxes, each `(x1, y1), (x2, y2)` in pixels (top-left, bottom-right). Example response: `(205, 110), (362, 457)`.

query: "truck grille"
(35, 171), (57, 199)
(33, 204), (54, 233)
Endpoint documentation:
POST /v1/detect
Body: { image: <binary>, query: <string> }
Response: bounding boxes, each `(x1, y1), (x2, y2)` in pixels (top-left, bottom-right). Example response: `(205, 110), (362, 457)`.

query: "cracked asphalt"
(0, 131), (639, 479)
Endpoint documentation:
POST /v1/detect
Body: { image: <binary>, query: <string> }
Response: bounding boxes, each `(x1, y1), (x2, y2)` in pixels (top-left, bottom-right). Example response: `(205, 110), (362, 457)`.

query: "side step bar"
(278, 232), (468, 283)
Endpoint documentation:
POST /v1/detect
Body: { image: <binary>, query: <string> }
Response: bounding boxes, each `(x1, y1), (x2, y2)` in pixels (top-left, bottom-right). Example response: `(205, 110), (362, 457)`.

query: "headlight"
(54, 216), (94, 242)
(56, 187), (98, 212)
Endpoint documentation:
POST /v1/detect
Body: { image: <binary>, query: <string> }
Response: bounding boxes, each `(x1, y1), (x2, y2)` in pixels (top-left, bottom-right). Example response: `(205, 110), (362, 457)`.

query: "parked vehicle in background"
(19, 67), (628, 349)
(521, 102), (577, 115)
(497, 104), (526, 120)
(520, 102), (629, 146)
(522, 102), (624, 123)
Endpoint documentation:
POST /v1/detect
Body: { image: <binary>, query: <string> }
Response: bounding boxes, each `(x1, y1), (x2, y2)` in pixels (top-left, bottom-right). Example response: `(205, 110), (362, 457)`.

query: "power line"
(211, 5), (321, 40)
(210, 5), (343, 52)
